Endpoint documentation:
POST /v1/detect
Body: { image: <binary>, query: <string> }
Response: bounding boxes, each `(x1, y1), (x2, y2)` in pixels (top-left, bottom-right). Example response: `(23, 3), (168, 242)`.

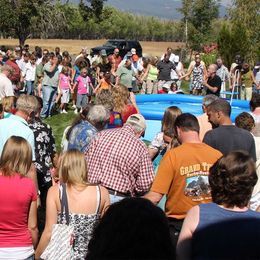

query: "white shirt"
(0, 246), (34, 260)
(16, 59), (28, 75)
(160, 53), (175, 63)
(23, 62), (36, 81)
(0, 73), (14, 99)
(131, 61), (143, 80)
(171, 62), (183, 80)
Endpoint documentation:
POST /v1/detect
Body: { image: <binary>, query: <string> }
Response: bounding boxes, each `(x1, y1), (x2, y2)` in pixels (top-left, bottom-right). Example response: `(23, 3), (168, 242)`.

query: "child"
(58, 66), (72, 113)
(94, 71), (114, 94)
(23, 54), (36, 95)
(168, 82), (178, 94)
(72, 67), (94, 114)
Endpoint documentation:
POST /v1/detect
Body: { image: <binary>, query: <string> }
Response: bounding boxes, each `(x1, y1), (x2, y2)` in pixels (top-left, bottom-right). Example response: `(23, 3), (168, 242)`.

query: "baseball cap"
(131, 48), (136, 55)
(100, 49), (107, 56)
(126, 114), (146, 135)
(15, 46), (21, 52)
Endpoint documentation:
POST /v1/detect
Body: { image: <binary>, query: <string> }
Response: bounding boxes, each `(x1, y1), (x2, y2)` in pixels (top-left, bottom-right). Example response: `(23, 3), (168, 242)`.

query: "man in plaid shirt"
(85, 114), (154, 203)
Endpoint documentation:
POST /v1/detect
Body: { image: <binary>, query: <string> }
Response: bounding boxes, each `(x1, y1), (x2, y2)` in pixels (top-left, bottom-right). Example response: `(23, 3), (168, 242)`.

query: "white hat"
(126, 114), (146, 131)
(131, 48), (136, 55)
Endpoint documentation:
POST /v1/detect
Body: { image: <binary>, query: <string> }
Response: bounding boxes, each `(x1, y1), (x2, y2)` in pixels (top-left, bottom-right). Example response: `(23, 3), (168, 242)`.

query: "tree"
(79, 0), (107, 22)
(178, 0), (219, 51)
(229, 0), (260, 63)
(0, 0), (49, 46)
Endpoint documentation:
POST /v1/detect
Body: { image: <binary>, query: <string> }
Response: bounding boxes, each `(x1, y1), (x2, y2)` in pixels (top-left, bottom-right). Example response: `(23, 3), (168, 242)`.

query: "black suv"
(91, 39), (142, 58)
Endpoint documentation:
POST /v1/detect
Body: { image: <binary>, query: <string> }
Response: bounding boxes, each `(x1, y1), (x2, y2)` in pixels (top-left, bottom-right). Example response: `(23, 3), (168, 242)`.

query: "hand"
(202, 80), (208, 87)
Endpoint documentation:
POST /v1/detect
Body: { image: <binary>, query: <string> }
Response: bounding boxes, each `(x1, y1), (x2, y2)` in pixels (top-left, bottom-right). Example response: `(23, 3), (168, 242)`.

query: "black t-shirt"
(206, 75), (222, 96)
(203, 125), (256, 161)
(157, 60), (176, 81)
(98, 62), (112, 73)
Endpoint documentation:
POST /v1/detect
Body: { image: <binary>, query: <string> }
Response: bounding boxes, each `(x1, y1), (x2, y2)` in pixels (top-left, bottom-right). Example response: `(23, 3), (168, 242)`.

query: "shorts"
(76, 93), (88, 108)
(158, 80), (173, 91)
(61, 89), (70, 104)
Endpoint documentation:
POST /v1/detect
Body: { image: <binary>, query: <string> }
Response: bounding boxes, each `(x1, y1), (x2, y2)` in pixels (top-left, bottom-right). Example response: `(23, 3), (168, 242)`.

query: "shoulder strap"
(60, 183), (70, 225)
(95, 185), (101, 215)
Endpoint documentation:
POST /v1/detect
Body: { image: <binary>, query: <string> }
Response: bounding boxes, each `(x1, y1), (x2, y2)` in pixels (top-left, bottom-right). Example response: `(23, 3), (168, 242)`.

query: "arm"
(202, 77), (221, 93)
(100, 186), (110, 216)
(203, 65), (208, 81)
(28, 200), (38, 248)
(35, 186), (59, 259)
(71, 68), (76, 82)
(94, 80), (102, 94)
(144, 191), (163, 205)
(129, 92), (140, 113)
(148, 148), (159, 160)
(134, 152), (154, 196)
(28, 163), (39, 196)
(180, 64), (194, 79)
(176, 206), (200, 260)
(251, 71), (257, 85)
(140, 64), (151, 82)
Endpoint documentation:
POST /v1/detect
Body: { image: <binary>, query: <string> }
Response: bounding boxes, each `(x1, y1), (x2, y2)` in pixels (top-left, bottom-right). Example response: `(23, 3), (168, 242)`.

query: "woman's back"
(0, 174), (37, 247)
(55, 184), (107, 259)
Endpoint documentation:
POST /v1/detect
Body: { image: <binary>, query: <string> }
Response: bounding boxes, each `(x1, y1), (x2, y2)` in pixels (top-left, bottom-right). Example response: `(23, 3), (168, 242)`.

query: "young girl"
(73, 67), (94, 114)
(58, 66), (72, 113)
(94, 71), (114, 94)
(23, 54), (36, 95)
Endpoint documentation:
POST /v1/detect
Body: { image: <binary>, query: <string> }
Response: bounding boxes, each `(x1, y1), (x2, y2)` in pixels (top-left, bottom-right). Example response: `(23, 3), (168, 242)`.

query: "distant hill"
(106, 0), (228, 19)
(67, 0), (228, 20)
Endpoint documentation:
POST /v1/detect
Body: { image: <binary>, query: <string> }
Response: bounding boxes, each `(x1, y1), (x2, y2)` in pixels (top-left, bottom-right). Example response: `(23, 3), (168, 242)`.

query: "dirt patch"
(0, 39), (185, 56)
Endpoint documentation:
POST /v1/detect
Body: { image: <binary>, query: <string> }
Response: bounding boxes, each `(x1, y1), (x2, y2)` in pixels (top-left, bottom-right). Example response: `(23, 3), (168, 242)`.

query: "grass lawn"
(43, 108), (77, 152)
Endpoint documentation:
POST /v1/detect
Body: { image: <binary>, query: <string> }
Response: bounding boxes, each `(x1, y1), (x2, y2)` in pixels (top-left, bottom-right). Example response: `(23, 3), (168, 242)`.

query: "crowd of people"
(0, 43), (260, 260)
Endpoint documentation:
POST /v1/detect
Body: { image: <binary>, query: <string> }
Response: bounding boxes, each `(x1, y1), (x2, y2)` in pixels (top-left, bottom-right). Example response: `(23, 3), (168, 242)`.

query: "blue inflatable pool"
(136, 94), (250, 141)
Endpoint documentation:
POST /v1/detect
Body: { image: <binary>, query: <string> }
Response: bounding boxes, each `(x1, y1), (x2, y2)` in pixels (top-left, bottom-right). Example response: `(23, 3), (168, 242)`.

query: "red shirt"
(121, 104), (138, 123)
(86, 124), (154, 196)
(0, 174), (37, 247)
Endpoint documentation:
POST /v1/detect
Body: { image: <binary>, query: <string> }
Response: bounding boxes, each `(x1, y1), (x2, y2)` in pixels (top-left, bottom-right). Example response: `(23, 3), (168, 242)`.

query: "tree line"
(0, 0), (259, 65)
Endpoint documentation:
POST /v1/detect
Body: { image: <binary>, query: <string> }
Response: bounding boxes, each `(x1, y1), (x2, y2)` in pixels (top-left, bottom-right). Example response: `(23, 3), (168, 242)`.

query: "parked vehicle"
(91, 39), (142, 58)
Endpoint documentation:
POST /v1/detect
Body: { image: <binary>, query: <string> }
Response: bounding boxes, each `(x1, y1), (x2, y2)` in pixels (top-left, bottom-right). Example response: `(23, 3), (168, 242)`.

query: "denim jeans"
(109, 194), (125, 204)
(25, 81), (34, 95)
(40, 85), (57, 118)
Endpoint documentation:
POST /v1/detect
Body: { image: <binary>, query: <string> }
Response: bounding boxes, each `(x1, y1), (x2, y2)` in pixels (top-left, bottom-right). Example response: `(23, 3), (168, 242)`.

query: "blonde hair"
(0, 136), (32, 176)
(58, 150), (88, 185)
(16, 94), (39, 114)
(112, 85), (129, 113)
(2, 96), (15, 112)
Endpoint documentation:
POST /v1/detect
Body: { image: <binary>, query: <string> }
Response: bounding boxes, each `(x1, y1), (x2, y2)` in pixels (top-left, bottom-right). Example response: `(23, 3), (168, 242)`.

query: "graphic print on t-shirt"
(180, 162), (212, 202)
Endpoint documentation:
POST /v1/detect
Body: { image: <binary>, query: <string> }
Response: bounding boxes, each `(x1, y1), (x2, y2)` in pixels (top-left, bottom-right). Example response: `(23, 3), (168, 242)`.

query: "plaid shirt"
(85, 124), (154, 196)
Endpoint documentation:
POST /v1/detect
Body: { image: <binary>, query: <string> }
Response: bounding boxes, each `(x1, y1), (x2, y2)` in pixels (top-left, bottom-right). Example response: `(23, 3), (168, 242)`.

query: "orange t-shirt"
(151, 142), (222, 219)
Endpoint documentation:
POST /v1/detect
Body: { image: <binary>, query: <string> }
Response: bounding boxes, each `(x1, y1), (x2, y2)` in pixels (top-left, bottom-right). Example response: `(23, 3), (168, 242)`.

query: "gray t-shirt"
(203, 125), (256, 161)
(42, 62), (59, 87)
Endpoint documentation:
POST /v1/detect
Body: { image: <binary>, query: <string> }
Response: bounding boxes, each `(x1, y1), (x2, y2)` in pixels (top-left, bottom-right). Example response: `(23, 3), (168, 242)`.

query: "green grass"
(43, 109), (77, 152)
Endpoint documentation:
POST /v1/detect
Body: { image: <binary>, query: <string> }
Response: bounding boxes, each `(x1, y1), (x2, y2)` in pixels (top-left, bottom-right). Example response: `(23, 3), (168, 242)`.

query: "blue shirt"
(67, 120), (97, 153)
(0, 115), (35, 160)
